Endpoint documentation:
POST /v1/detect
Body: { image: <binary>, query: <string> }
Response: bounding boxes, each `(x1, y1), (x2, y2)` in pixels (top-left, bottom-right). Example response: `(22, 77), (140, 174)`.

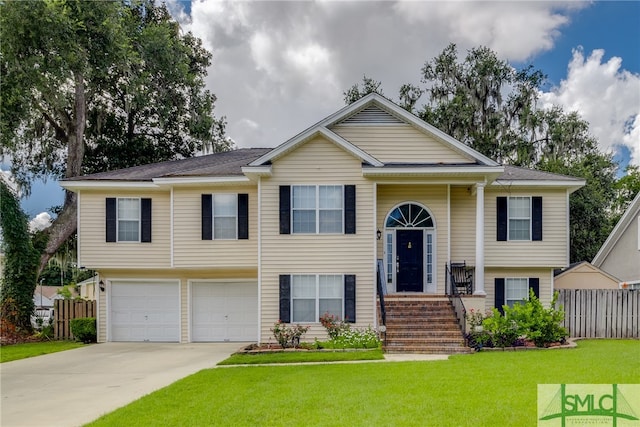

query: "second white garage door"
(191, 281), (258, 342)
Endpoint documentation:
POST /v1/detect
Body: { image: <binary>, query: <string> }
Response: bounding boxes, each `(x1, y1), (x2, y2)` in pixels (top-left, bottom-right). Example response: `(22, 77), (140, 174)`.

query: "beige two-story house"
(61, 94), (584, 345)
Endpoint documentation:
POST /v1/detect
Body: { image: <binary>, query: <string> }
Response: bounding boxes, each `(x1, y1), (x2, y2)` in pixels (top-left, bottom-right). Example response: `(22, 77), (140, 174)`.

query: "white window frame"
(291, 274), (344, 323)
(505, 277), (529, 308)
(117, 198), (141, 243)
(291, 185), (344, 234)
(507, 196), (532, 241)
(211, 194), (238, 240)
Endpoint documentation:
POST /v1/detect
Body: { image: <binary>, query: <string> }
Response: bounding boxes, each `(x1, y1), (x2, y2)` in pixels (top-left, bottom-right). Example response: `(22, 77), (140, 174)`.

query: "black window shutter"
(532, 197), (543, 241)
(344, 185), (356, 234)
(238, 193), (249, 239)
(279, 275), (291, 323)
(495, 278), (505, 315)
(344, 275), (356, 323)
(529, 278), (540, 299)
(141, 198), (152, 243)
(279, 186), (291, 234)
(106, 198), (117, 242)
(497, 197), (507, 241)
(201, 194), (212, 240)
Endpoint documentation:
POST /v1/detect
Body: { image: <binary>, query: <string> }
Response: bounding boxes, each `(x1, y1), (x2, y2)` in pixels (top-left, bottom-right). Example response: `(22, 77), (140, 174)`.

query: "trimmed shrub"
(70, 317), (97, 343)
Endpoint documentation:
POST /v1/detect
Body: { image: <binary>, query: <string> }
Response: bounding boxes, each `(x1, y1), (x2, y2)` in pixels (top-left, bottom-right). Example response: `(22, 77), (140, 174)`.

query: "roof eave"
(60, 181), (159, 191)
(492, 179), (586, 193)
(592, 191), (640, 266)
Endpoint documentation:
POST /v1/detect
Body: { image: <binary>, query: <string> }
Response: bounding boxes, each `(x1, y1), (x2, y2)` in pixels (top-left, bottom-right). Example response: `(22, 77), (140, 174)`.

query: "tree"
(0, 181), (39, 335)
(343, 75), (385, 105)
(612, 165), (640, 224)
(343, 43), (618, 262)
(1, 0), (230, 273)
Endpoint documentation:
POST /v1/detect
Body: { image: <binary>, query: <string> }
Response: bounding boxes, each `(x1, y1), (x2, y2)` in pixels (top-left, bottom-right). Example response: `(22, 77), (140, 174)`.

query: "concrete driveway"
(1, 342), (244, 427)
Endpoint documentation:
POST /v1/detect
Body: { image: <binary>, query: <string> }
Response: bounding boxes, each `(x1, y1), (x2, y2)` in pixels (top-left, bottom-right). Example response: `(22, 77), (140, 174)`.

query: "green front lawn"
(0, 341), (85, 363)
(87, 340), (640, 427)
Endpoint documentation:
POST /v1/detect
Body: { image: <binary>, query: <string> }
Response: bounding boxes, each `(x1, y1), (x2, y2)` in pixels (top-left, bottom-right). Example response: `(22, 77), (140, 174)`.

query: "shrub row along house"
(61, 94), (584, 347)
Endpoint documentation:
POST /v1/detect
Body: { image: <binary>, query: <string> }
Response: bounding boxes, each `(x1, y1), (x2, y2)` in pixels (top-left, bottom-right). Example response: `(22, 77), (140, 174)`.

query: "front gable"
(249, 93), (499, 169)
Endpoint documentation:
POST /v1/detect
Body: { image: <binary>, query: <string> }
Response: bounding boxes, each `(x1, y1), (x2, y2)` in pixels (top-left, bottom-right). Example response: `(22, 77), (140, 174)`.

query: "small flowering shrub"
(318, 313), (381, 349)
(271, 321), (309, 348)
(319, 313), (350, 340)
(464, 309), (493, 349)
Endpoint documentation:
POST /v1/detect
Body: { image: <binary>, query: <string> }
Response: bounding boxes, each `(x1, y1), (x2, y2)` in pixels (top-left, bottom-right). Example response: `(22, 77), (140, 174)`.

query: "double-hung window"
(508, 197), (531, 240)
(292, 185), (343, 234)
(201, 193), (249, 240)
(505, 278), (529, 308)
(213, 194), (237, 239)
(497, 196), (542, 241)
(106, 197), (151, 243)
(117, 198), (140, 242)
(291, 274), (343, 322)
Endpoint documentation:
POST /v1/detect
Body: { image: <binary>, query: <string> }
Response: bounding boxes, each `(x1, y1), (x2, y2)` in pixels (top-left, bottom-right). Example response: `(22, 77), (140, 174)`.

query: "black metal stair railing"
(376, 259), (387, 326)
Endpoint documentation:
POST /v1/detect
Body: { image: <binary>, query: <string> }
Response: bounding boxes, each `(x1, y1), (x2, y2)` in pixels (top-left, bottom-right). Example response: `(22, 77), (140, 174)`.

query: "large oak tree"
(1, 0), (230, 273)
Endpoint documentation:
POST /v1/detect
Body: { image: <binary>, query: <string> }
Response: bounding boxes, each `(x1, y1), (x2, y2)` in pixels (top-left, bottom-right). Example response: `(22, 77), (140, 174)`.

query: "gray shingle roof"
(63, 149), (582, 183)
(63, 148), (271, 181)
(498, 165), (583, 181)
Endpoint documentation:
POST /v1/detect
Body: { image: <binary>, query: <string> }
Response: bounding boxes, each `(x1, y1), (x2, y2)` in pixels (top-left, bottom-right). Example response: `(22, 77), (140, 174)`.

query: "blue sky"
(13, 1), (640, 221)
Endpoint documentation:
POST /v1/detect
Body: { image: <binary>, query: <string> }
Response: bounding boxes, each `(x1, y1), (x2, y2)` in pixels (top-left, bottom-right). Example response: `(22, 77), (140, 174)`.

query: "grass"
(0, 340), (85, 363)
(218, 348), (384, 365)
(86, 339), (640, 427)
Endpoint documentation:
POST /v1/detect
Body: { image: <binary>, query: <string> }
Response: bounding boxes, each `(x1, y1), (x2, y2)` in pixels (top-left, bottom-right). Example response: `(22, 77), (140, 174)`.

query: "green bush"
(509, 290), (567, 347)
(483, 308), (520, 348)
(473, 290), (568, 349)
(70, 317), (97, 343)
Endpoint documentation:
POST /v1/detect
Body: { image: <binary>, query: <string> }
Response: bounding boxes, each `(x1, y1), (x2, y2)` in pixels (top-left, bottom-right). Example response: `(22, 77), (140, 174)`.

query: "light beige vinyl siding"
(485, 268), (553, 308)
(260, 136), (375, 341)
(450, 186), (476, 264)
(376, 184), (448, 293)
(485, 188), (568, 268)
(79, 190), (170, 269)
(173, 186), (258, 268)
(331, 124), (474, 164)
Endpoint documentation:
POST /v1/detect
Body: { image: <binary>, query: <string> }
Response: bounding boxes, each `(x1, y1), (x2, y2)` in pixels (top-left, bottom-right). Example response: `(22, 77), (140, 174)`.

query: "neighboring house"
(592, 192), (640, 289)
(77, 275), (98, 300)
(60, 94), (584, 344)
(553, 261), (620, 290)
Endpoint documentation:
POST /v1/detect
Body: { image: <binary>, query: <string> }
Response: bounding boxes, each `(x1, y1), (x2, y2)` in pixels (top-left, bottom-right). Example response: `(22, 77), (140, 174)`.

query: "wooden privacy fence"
(54, 299), (97, 340)
(557, 289), (639, 338)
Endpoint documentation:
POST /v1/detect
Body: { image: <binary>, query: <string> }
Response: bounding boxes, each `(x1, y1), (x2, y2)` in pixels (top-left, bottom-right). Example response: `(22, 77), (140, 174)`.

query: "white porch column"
(474, 182), (486, 295)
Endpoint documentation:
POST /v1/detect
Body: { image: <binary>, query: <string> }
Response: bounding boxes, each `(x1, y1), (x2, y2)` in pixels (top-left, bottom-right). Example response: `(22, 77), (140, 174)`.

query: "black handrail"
(376, 259), (387, 326)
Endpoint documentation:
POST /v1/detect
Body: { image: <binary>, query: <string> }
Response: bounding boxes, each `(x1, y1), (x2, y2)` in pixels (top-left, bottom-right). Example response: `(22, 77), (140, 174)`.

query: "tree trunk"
(38, 72), (86, 275)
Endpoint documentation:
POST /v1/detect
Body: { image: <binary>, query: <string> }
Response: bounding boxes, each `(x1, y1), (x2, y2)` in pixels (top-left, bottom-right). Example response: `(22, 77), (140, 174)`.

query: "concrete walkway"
(0, 342), (244, 427)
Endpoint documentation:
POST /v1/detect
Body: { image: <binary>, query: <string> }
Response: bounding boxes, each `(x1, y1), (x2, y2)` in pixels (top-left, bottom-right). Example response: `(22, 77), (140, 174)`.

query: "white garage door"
(110, 281), (180, 342)
(191, 282), (257, 342)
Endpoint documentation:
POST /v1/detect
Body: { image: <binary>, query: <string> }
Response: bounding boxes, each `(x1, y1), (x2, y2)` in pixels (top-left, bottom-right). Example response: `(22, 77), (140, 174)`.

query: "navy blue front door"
(396, 229), (423, 292)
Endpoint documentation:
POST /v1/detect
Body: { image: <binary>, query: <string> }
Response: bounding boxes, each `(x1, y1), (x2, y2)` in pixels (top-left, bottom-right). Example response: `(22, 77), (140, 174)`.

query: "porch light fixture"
(99, 280), (105, 292)
(376, 229), (382, 240)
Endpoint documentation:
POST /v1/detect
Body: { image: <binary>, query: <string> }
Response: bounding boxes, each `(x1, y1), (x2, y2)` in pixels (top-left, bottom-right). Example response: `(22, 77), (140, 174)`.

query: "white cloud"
(0, 168), (19, 194)
(171, 1), (633, 156)
(540, 48), (640, 165)
(29, 212), (52, 233)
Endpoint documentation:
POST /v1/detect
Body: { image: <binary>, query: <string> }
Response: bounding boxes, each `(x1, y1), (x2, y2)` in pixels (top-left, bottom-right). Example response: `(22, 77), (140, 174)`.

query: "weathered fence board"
(557, 289), (639, 338)
(54, 300), (97, 340)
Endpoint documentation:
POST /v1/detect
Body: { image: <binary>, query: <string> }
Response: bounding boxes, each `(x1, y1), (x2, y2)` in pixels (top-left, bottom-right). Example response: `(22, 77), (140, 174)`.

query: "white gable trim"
(249, 127), (383, 167)
(593, 192), (640, 266)
(250, 93), (498, 167)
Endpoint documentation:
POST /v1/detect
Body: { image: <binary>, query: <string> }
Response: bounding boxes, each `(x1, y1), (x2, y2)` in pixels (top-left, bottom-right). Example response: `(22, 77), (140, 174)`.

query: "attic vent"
(340, 106), (404, 125)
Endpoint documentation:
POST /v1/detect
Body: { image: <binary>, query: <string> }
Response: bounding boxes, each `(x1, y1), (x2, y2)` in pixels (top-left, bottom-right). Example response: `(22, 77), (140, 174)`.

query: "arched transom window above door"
(385, 203), (434, 228)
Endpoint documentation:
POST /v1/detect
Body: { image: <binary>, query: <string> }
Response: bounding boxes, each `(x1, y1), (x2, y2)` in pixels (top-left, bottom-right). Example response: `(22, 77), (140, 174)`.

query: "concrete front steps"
(380, 295), (471, 354)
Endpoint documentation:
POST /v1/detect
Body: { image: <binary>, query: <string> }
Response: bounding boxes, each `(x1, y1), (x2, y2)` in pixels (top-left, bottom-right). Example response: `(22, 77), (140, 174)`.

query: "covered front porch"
(374, 182), (489, 297)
